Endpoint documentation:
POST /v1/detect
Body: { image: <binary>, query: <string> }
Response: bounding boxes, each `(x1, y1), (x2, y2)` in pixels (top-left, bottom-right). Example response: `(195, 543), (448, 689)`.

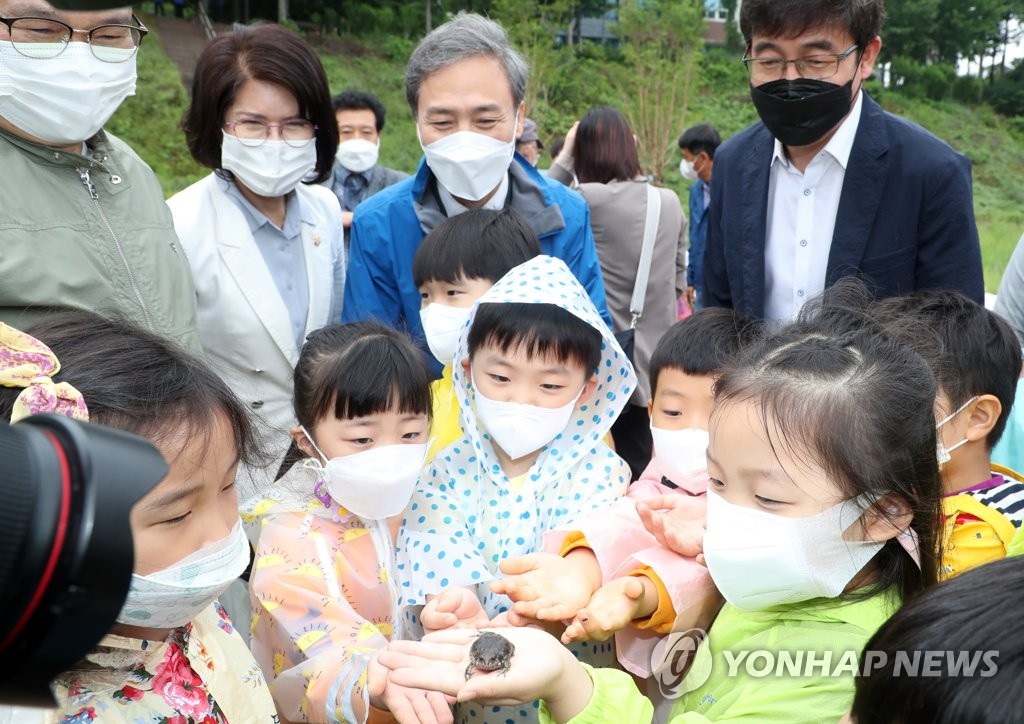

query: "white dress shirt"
(763, 90), (864, 322)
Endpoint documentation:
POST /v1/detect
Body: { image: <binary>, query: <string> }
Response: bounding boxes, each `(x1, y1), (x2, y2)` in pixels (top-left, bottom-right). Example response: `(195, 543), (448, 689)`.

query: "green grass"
(105, 18), (205, 197)
(111, 30), (1024, 292)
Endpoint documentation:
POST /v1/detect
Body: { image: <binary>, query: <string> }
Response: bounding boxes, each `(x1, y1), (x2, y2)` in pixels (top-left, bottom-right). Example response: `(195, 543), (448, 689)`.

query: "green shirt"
(542, 592), (898, 724)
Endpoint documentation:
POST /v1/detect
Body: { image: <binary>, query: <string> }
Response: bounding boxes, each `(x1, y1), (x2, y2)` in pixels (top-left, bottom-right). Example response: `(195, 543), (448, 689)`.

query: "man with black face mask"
(702, 0), (984, 321)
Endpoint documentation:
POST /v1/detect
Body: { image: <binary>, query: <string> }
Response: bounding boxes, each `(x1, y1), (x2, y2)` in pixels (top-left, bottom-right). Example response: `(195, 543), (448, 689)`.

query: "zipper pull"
(76, 168), (99, 200)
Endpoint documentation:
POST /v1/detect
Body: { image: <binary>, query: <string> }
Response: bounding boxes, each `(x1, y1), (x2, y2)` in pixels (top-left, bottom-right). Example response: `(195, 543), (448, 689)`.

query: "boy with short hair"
(873, 290), (1024, 579)
(495, 309), (761, 679)
(397, 255), (636, 721)
(413, 208), (541, 459)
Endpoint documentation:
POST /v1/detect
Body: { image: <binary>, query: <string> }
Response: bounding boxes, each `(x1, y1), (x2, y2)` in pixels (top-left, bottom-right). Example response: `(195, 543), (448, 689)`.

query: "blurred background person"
(678, 123), (720, 311)
(551, 107), (687, 478)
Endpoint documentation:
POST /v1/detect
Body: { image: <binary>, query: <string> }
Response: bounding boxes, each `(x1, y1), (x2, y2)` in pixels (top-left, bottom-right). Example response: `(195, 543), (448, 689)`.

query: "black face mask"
(750, 78), (854, 147)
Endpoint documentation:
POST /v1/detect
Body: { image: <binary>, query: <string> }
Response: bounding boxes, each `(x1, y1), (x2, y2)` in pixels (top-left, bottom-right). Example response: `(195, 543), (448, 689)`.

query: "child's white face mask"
(116, 519), (250, 629)
(420, 303), (472, 367)
(301, 426), (426, 520)
(472, 378), (584, 461)
(702, 491), (885, 611)
(650, 425), (709, 484)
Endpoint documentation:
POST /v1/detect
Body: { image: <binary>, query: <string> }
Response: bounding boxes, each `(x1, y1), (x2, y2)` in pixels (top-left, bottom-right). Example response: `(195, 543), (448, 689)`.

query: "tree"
(490, 0), (576, 115)
(615, 0), (705, 182)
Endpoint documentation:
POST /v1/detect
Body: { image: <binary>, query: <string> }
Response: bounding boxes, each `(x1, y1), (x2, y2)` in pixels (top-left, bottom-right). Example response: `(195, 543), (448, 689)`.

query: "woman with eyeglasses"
(168, 23), (344, 509)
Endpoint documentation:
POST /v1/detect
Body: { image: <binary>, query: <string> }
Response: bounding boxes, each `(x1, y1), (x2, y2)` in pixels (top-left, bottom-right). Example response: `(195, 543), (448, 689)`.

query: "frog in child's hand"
(465, 631), (516, 679)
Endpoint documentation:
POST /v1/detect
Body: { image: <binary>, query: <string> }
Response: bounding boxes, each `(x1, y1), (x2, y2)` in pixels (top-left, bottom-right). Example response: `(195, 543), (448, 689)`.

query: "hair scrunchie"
(0, 322), (88, 423)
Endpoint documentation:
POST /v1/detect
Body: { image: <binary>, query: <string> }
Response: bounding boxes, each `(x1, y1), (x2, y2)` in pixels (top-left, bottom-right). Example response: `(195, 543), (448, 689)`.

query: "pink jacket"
(545, 458), (723, 677)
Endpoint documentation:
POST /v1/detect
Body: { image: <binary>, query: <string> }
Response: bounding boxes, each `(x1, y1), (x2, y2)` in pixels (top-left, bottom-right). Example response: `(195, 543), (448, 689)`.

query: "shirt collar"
(437, 171), (510, 217)
(771, 88), (864, 171)
(224, 179), (309, 237)
(335, 163), (375, 185)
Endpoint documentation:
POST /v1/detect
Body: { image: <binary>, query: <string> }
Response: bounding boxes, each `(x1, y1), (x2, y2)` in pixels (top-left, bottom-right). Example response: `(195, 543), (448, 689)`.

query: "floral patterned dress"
(40, 603), (278, 724)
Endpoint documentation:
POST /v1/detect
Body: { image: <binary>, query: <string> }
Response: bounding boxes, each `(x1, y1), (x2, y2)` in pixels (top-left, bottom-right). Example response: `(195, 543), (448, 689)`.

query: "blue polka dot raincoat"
(394, 257), (637, 722)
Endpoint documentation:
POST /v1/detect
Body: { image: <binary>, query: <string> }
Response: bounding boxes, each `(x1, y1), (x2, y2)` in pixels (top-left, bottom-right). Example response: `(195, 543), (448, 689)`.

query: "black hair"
(550, 137), (565, 160)
(871, 290), (1021, 449)
(713, 285), (942, 602)
(468, 303), (603, 375)
(331, 90), (387, 132)
(293, 323), (432, 431)
(0, 311), (262, 468)
(851, 554), (1024, 723)
(739, 0), (884, 52)
(183, 23), (339, 184)
(650, 308), (763, 391)
(412, 208), (542, 288)
(677, 123), (722, 159)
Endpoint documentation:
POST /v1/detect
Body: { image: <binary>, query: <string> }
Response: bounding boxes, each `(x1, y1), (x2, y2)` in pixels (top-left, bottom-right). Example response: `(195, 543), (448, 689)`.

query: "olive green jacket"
(0, 127), (199, 350)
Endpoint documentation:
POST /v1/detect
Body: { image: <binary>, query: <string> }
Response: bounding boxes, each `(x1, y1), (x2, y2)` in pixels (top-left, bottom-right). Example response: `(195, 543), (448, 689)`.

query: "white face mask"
(679, 158), (699, 182)
(703, 491), (885, 611)
(117, 519), (250, 629)
(0, 42), (137, 145)
(473, 379), (584, 461)
(650, 425), (709, 484)
(335, 137), (379, 173)
(419, 303), (472, 366)
(418, 114), (518, 202)
(302, 427), (426, 520)
(220, 132), (317, 197)
(935, 396), (977, 467)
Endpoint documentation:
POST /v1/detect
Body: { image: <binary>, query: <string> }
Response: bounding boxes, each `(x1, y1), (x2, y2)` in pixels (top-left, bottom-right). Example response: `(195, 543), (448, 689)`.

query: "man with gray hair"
(342, 13), (609, 363)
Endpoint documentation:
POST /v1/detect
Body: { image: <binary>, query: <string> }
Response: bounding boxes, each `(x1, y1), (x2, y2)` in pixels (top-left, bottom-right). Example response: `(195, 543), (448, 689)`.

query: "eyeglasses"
(224, 119), (318, 148)
(0, 15), (148, 62)
(742, 44), (859, 83)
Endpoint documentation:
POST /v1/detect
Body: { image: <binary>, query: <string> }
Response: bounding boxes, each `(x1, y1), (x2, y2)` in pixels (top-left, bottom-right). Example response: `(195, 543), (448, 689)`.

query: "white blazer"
(167, 173), (345, 501)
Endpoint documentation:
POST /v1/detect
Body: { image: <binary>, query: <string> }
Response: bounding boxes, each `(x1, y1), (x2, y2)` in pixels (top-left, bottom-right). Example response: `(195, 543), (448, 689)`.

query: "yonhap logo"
(651, 628), (711, 699)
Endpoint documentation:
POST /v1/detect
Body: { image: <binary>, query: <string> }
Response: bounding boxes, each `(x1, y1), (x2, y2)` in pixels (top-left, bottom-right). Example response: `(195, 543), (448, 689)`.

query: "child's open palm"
(491, 551), (601, 622)
(636, 494), (707, 560)
(561, 576), (647, 643)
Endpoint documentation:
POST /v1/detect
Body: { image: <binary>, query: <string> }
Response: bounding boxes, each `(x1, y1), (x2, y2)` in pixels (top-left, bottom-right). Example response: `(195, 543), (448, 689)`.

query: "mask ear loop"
(298, 425), (334, 507)
(858, 493), (922, 570)
(897, 527), (922, 569)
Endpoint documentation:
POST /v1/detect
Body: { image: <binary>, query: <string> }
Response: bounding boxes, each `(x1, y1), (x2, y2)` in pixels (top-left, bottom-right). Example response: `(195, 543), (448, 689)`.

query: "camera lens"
(0, 414), (167, 707)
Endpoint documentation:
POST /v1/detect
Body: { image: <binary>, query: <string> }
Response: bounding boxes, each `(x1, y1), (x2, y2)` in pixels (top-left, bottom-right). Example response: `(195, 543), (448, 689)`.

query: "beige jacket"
(549, 164), (686, 403)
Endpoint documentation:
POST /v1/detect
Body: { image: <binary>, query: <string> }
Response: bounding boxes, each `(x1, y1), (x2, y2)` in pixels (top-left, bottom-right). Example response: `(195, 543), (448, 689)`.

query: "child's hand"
(561, 576), (652, 644)
(491, 550), (602, 622)
(367, 651), (455, 723)
(422, 588), (490, 634)
(636, 495), (706, 560)
(377, 627), (595, 721)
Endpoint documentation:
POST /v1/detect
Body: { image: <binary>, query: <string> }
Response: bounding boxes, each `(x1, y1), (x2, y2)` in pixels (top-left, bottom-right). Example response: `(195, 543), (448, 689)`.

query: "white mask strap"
(299, 425), (329, 466)
(936, 395), (978, 429)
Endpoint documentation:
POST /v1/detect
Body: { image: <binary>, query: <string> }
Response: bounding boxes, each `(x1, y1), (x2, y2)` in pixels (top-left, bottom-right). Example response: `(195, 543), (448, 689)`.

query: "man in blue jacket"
(342, 13), (609, 348)
(703, 0), (984, 321)
(677, 123), (721, 311)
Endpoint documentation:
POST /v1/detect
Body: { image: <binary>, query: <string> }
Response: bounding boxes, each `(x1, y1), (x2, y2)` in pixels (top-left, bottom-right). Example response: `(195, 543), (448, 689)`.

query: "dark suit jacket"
(703, 93), (984, 318)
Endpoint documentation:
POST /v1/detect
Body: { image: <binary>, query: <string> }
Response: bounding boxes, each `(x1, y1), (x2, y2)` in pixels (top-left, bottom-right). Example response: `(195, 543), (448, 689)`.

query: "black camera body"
(0, 415), (167, 707)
